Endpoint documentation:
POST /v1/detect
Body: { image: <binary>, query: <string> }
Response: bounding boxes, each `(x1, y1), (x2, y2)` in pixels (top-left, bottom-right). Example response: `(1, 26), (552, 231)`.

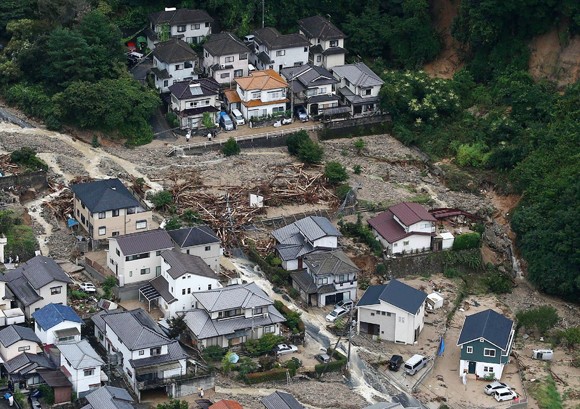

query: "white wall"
(391, 234), (432, 255)
(202, 50), (249, 84)
(282, 259), (298, 271)
(108, 241), (169, 287)
(358, 301), (424, 345)
(323, 53), (345, 70)
(312, 236), (338, 249)
(253, 44), (308, 72)
(153, 56), (198, 93)
(60, 357), (102, 396)
(169, 23), (211, 44)
(0, 340), (41, 361)
(459, 360), (505, 380)
(35, 321), (81, 345)
(27, 284), (68, 319)
(242, 102), (286, 120)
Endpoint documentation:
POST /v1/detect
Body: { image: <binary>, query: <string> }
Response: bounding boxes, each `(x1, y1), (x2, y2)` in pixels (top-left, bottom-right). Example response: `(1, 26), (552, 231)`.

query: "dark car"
(389, 354), (403, 371)
(295, 106), (308, 121)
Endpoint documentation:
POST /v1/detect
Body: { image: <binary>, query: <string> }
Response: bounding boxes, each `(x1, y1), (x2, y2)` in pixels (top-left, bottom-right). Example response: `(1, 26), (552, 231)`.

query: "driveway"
(150, 108), (176, 141)
(130, 59), (152, 84)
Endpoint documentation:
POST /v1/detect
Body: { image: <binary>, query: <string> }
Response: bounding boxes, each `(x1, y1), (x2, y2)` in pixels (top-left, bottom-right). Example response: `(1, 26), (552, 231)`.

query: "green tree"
(167, 315), (187, 339)
(297, 140), (323, 164)
(324, 161), (349, 184)
(516, 306), (560, 335)
(353, 139), (365, 154)
(156, 400), (188, 409)
(222, 137), (241, 156)
(244, 333), (285, 357)
(286, 131), (310, 156)
(165, 217), (182, 231)
(149, 191), (173, 209)
(202, 112), (216, 129)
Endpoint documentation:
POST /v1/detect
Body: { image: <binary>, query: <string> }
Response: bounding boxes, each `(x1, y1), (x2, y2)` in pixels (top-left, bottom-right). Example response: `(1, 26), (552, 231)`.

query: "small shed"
(426, 292), (444, 310)
(37, 369), (72, 404)
(440, 231), (454, 250)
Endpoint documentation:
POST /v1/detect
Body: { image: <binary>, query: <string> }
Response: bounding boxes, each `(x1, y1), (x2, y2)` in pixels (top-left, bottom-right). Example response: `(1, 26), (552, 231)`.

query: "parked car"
(230, 109), (245, 126)
(79, 282), (96, 293)
(494, 388), (518, 402)
(388, 355), (404, 371)
(315, 353), (331, 363)
(219, 112), (234, 131)
(325, 307), (348, 322)
(273, 344), (298, 356)
(484, 381), (510, 395)
(295, 106), (308, 121)
(404, 354), (428, 375)
(335, 299), (354, 311)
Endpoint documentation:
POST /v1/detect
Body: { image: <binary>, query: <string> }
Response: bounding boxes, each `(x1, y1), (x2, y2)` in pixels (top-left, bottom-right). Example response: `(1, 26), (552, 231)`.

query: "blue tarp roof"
(32, 303), (83, 331)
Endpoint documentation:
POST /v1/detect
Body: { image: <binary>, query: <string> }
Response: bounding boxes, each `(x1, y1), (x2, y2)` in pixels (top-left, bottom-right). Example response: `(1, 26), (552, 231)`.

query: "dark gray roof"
(280, 64), (337, 89)
(168, 225), (220, 248)
(303, 250), (359, 277)
(333, 62), (384, 88)
(457, 309), (514, 351)
(151, 67), (171, 79)
(3, 352), (55, 374)
(147, 276), (176, 304)
(204, 32), (249, 56)
(261, 391), (305, 409)
(161, 249), (219, 279)
(114, 229), (174, 256)
(308, 94), (339, 104)
(275, 242), (314, 262)
(149, 8), (213, 26)
(272, 216), (341, 244)
(357, 280), (427, 314)
(338, 86), (380, 105)
(71, 179), (141, 213)
(129, 340), (188, 369)
(298, 16), (345, 41)
(322, 46), (347, 56)
(290, 270), (317, 294)
(257, 51), (273, 65)
(99, 309), (170, 351)
(0, 325), (40, 347)
(153, 38), (198, 64)
(85, 386), (134, 409)
(3, 276), (41, 307)
(254, 27), (309, 50)
(192, 283), (273, 312)
(169, 78), (220, 100)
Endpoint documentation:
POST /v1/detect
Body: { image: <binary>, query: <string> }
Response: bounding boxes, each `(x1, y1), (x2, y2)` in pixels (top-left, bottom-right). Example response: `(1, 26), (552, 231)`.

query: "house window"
(403, 240), (409, 246)
(112, 231), (119, 237)
(484, 348), (496, 357)
(98, 212), (106, 219)
(365, 89), (372, 96)
(175, 64), (182, 70)
(466, 346), (473, 353)
(276, 50), (285, 56)
(381, 311), (385, 316)
(140, 268), (150, 275)
(139, 350), (144, 355)
(164, 80), (169, 87)
(316, 55), (322, 62)
(50, 286), (62, 295)
(18, 345), (30, 352)
(98, 227), (106, 236)
(187, 288), (191, 294)
(177, 25), (186, 32)
(136, 220), (147, 230)
(185, 61), (193, 69)
(208, 284), (212, 290)
(251, 91), (261, 99)
(126, 252), (149, 261)
(317, 277), (328, 285)
(304, 47), (307, 52)
(239, 53), (247, 60)
(330, 40), (338, 47)
(182, 289), (186, 295)
(186, 37), (194, 43)
(398, 316), (405, 323)
(192, 23), (200, 30)
(387, 312), (391, 316)
(126, 369), (132, 378)
(234, 69), (243, 77)
(112, 209), (119, 217)
(220, 73), (230, 79)
(205, 22), (210, 27)
(225, 56), (234, 63)
(84, 369), (95, 377)
(150, 347), (161, 356)
(156, 266), (161, 276)
(116, 248), (120, 256)
(393, 243), (398, 247)
(254, 307), (263, 314)
(370, 312), (375, 316)
(264, 325), (274, 333)
(205, 246), (211, 251)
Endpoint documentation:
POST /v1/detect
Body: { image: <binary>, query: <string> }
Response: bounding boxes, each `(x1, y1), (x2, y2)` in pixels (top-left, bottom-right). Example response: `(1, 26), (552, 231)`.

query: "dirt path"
(424, 0), (463, 78)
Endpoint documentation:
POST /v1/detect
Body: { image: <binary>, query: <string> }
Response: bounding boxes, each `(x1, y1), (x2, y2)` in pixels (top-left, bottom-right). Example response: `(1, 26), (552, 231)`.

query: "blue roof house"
(32, 303), (83, 345)
(457, 309), (515, 380)
(356, 280), (427, 345)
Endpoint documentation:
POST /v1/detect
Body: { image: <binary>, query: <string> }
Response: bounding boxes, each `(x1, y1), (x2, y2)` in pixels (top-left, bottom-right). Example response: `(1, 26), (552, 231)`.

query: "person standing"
(199, 387), (204, 398)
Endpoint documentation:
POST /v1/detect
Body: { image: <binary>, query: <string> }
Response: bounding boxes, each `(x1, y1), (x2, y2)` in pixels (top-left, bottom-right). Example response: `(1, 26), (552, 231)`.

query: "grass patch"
(529, 375), (563, 409)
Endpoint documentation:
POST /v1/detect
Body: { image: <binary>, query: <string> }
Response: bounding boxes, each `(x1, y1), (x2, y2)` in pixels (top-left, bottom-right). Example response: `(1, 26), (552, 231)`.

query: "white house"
(298, 15), (347, 70)
(272, 216), (341, 271)
(332, 62), (384, 117)
(168, 78), (221, 129)
(0, 325), (41, 362)
(107, 229), (174, 287)
(57, 340), (104, 397)
(152, 38), (199, 93)
(202, 32), (251, 84)
(91, 308), (188, 401)
(32, 303), (83, 345)
(368, 202), (436, 256)
(280, 64), (339, 116)
(0, 272), (25, 326)
(139, 249), (222, 319)
(356, 280), (428, 345)
(250, 27), (310, 73)
(168, 225), (222, 272)
(146, 8), (213, 49)
(234, 70), (288, 120)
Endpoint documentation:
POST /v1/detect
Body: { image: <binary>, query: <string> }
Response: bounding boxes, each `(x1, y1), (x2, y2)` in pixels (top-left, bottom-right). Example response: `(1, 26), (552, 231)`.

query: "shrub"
(516, 306), (559, 335)
(529, 375), (563, 409)
(165, 217), (182, 230)
(148, 190), (173, 209)
(222, 137), (240, 156)
(166, 111), (179, 128)
(452, 233), (481, 250)
(455, 143), (490, 168)
(237, 356), (258, 377)
(274, 300), (304, 333)
(157, 400), (188, 409)
(244, 368), (287, 384)
(10, 147), (48, 171)
(288, 287), (300, 300)
(552, 327), (580, 348)
(70, 290), (88, 300)
(353, 138), (365, 154)
(102, 276), (117, 300)
(484, 272), (513, 294)
(339, 215), (382, 256)
(258, 355), (276, 371)
(284, 357), (301, 376)
(202, 345), (227, 361)
(376, 263), (387, 276)
(244, 333), (285, 357)
(298, 139), (324, 164)
(286, 131), (310, 155)
(358, 276), (370, 290)
(335, 184), (351, 201)
(324, 161), (349, 184)
(353, 164), (362, 174)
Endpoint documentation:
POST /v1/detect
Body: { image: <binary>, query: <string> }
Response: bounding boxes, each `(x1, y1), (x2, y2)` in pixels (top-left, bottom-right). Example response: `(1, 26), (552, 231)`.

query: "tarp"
(67, 218), (79, 228)
(438, 336), (445, 356)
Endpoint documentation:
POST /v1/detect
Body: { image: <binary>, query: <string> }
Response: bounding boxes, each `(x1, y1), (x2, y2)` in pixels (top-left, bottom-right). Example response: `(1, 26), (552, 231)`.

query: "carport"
(36, 369), (72, 404)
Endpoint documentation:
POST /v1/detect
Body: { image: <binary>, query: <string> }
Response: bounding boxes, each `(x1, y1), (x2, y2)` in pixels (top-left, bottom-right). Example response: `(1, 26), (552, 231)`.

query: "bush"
(298, 139), (324, 164)
(70, 290), (88, 300)
(452, 233), (481, 250)
(202, 345), (227, 361)
(324, 161), (349, 184)
(552, 327), (580, 348)
(246, 246), (290, 287)
(258, 355), (276, 371)
(353, 164), (362, 174)
(339, 215), (382, 256)
(288, 287), (300, 300)
(222, 137), (240, 156)
(286, 131), (310, 155)
(244, 368), (287, 384)
(516, 306), (559, 335)
(284, 357), (301, 376)
(353, 138), (365, 154)
(274, 300), (304, 333)
(10, 147), (48, 171)
(244, 333), (285, 357)
(237, 356), (258, 377)
(166, 111), (179, 128)
(149, 190), (173, 209)
(102, 276), (117, 300)
(484, 272), (513, 294)
(335, 184), (351, 201)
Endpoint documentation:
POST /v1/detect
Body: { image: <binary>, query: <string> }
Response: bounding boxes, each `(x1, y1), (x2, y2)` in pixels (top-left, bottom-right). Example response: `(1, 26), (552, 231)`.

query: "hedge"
(452, 232), (481, 250)
(247, 246), (290, 286)
(274, 300), (305, 333)
(315, 359), (347, 374)
(244, 367), (288, 384)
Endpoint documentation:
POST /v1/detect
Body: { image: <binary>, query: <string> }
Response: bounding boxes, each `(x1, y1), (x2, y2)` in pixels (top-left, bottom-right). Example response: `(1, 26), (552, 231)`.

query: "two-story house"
(234, 70), (288, 120)
(280, 64), (339, 116)
(332, 62), (384, 117)
(32, 303), (83, 345)
(272, 216), (341, 271)
(71, 178), (152, 242)
(152, 38), (200, 93)
(91, 308), (188, 401)
(168, 225), (222, 272)
(182, 283), (285, 348)
(107, 229), (174, 287)
(0, 269), (25, 326)
(291, 250), (358, 307)
(2, 256), (72, 319)
(57, 340), (104, 397)
(139, 249), (222, 319)
(168, 78), (221, 129)
(146, 8), (213, 49)
(356, 280), (428, 345)
(84, 386), (135, 409)
(0, 325), (41, 361)
(298, 15), (347, 70)
(250, 28), (309, 73)
(368, 202), (436, 256)
(457, 309), (515, 380)
(3, 351), (56, 387)
(202, 32), (251, 84)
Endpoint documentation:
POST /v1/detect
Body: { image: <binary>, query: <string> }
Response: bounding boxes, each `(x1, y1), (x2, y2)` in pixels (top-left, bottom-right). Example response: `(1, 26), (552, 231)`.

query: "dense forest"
(0, 0), (578, 300)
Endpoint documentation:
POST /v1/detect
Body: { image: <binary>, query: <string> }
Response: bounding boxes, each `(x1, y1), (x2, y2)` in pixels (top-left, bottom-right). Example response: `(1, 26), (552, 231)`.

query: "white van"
(231, 109), (245, 126)
(404, 354), (428, 375)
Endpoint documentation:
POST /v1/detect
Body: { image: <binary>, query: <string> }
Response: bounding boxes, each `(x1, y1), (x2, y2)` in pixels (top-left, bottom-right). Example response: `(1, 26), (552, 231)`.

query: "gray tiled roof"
(275, 242), (314, 262)
(191, 283), (273, 312)
(298, 16), (345, 41)
(261, 391), (305, 409)
(57, 340), (104, 369)
(169, 78), (220, 100)
(149, 8), (213, 26)
(129, 340), (188, 369)
(114, 229), (174, 256)
(3, 352), (55, 374)
(147, 275), (176, 304)
(457, 309), (514, 351)
(153, 38), (198, 64)
(70, 179), (141, 213)
(272, 216), (340, 244)
(3, 276), (40, 307)
(290, 270), (317, 294)
(161, 249), (219, 279)
(168, 225), (220, 248)
(280, 64), (337, 89)
(303, 250), (359, 277)
(333, 62), (384, 88)
(253, 27), (309, 50)
(85, 386), (134, 409)
(3, 256), (72, 289)
(0, 325), (40, 347)
(357, 280), (427, 314)
(100, 309), (170, 351)
(204, 32), (249, 56)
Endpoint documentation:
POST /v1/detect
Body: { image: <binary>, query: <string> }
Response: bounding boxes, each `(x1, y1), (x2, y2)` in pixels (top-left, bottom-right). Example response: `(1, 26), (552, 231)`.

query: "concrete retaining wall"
(0, 171), (48, 190)
(171, 373), (215, 398)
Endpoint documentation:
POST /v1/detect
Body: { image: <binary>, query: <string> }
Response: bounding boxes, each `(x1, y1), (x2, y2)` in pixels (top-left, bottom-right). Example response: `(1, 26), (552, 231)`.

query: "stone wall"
(380, 249), (483, 279)
(0, 170), (48, 191)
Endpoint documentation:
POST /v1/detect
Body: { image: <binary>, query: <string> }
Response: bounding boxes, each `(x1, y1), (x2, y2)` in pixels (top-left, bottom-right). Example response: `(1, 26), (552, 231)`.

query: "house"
(0, 274), (25, 326)
(210, 401), (243, 409)
(32, 303), (83, 345)
(457, 309), (515, 380)
(71, 178), (152, 241)
(168, 225), (222, 272)
(250, 27), (310, 72)
(139, 249), (222, 319)
(2, 256), (73, 319)
(182, 283), (285, 348)
(368, 202), (436, 256)
(202, 32), (251, 83)
(262, 390), (305, 409)
(56, 340), (104, 397)
(332, 62), (384, 117)
(356, 280), (428, 344)
(234, 70), (289, 120)
(107, 229), (174, 287)
(0, 325), (41, 361)
(91, 308), (188, 401)
(152, 38), (200, 93)
(291, 250), (358, 307)
(272, 216), (341, 271)
(36, 369), (73, 404)
(280, 64), (339, 116)
(168, 78), (221, 129)
(298, 15), (347, 70)
(3, 351), (56, 387)
(83, 385), (135, 409)
(146, 8), (213, 49)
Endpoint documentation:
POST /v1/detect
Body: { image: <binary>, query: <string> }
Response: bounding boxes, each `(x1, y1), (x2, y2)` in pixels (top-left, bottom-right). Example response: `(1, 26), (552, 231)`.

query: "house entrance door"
(468, 361), (476, 374)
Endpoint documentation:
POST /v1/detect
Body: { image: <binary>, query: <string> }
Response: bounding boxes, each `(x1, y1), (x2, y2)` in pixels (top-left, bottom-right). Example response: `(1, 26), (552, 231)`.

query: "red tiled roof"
(210, 400), (243, 409)
(389, 202), (436, 226)
(368, 210), (432, 243)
